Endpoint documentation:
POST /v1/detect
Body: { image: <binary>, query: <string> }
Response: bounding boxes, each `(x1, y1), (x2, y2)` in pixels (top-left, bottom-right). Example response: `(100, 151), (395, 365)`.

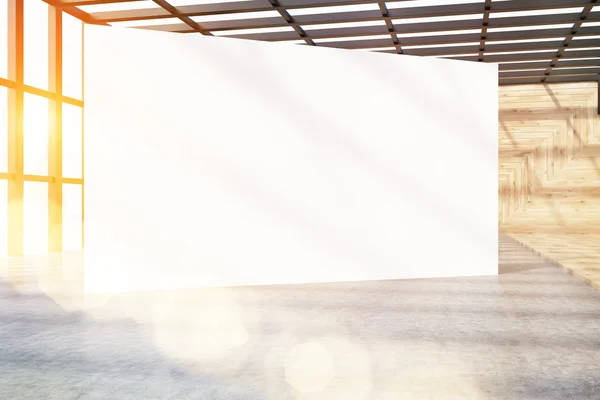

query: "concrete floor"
(1, 236), (600, 399)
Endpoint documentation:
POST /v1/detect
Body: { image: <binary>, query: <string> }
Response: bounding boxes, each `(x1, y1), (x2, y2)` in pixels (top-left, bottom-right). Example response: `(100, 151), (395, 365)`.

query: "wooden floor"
(509, 234), (600, 291)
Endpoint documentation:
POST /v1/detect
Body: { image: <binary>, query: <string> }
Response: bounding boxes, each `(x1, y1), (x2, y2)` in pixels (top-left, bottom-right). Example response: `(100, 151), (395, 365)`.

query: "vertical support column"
(7, 0), (24, 262)
(48, 6), (62, 253)
(81, 23), (85, 249)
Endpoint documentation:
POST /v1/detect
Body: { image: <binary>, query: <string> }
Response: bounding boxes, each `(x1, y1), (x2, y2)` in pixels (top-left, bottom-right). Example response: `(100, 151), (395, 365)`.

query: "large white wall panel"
(84, 25), (498, 293)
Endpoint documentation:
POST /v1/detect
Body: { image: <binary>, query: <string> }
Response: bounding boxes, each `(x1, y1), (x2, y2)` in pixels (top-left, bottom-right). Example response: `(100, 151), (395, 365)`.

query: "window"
(24, 0), (49, 90)
(62, 13), (83, 100)
(0, 86), (7, 172)
(24, 181), (48, 255)
(0, 0), (8, 79)
(62, 183), (82, 251)
(0, 4), (85, 256)
(62, 103), (83, 179)
(0, 180), (6, 258)
(23, 93), (49, 176)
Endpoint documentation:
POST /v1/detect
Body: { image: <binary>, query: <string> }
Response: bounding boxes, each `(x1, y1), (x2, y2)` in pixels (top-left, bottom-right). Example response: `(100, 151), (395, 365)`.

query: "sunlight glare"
(24, 0), (49, 90)
(148, 289), (253, 376)
(0, 86), (7, 172)
(62, 104), (83, 179)
(0, 180), (6, 258)
(62, 183), (83, 251)
(285, 342), (335, 393)
(62, 12), (83, 100)
(23, 182), (48, 255)
(23, 93), (49, 176)
(265, 320), (372, 400)
(0, 0), (7, 79)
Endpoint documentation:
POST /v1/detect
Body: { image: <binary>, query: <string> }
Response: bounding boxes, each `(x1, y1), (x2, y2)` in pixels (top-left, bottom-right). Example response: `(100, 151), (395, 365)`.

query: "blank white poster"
(84, 25), (498, 293)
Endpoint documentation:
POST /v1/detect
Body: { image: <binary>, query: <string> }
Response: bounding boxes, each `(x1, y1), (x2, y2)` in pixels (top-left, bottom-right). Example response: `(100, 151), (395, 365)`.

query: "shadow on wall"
(153, 42), (493, 249)
(96, 41), (497, 290)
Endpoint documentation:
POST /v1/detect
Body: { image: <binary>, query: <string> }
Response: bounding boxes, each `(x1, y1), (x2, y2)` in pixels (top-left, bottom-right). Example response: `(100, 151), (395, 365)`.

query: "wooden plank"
(499, 82), (600, 290)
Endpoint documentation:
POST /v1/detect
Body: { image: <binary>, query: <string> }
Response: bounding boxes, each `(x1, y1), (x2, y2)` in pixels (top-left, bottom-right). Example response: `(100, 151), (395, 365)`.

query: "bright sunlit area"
(1, 1), (83, 259)
(2, 1), (600, 400)
(0, 0), (7, 79)
(0, 179), (6, 258)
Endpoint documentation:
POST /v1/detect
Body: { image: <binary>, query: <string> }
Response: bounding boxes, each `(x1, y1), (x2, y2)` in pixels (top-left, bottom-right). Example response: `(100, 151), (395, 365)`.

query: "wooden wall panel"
(498, 82), (600, 288)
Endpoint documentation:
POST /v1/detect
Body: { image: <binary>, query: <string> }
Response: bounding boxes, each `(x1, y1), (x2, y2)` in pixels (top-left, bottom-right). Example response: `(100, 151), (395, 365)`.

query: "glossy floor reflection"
(1, 236), (600, 399)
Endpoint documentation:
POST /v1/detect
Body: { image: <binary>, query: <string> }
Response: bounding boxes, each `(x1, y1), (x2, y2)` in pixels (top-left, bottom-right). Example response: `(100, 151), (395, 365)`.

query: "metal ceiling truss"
(46, 0), (600, 85)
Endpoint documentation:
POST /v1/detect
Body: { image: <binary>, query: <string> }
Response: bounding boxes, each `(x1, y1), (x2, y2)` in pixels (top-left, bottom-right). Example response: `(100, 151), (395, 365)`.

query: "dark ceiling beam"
(58, 0), (391, 9)
(91, 5), (171, 19)
(550, 66), (600, 75)
(376, 0), (402, 54)
(151, 0), (213, 35)
(402, 44), (479, 56)
(375, 37), (600, 57)
(478, 0), (492, 62)
(229, 24), (600, 44)
(43, 0), (107, 25)
(318, 37), (396, 49)
(542, 0), (599, 82)
(290, 24), (389, 41)
(386, 0), (590, 19)
(48, 0), (600, 87)
(500, 61), (563, 71)
(493, 48), (600, 62)
(306, 25), (600, 49)
(133, 11), (600, 36)
(76, 0), (390, 21)
(396, 32), (482, 46)
(500, 70), (557, 78)
(266, 0), (316, 45)
(74, 0), (593, 23)
(500, 67), (600, 78)
(487, 37), (600, 52)
(545, 74), (600, 82)
(221, 18), (599, 43)
(429, 48), (600, 63)
(500, 74), (599, 85)
(487, 25), (600, 41)
(555, 58), (600, 66)
(57, 0), (146, 4)
(499, 58), (600, 71)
